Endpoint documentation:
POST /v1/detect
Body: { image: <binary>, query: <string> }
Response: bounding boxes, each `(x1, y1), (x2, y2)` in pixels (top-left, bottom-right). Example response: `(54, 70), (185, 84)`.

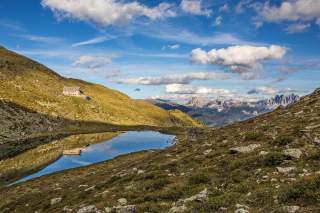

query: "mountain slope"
(1, 87), (319, 211)
(0, 46), (199, 128)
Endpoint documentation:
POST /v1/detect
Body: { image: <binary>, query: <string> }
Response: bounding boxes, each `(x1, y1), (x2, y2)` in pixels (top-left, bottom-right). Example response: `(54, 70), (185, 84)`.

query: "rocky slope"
(1, 88), (319, 212)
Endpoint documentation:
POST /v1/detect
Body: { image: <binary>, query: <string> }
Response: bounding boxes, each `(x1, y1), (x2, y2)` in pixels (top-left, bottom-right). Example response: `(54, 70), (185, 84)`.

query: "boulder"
(170, 188), (209, 212)
(182, 188), (208, 203)
(137, 170), (145, 174)
(203, 149), (212, 155)
(259, 151), (268, 155)
(169, 204), (187, 213)
(50, 197), (62, 205)
(62, 206), (73, 212)
(234, 209), (249, 213)
(113, 205), (136, 213)
(118, 198), (127, 206)
(277, 167), (296, 174)
(283, 149), (302, 159)
(230, 144), (260, 154)
(283, 205), (300, 213)
(77, 205), (97, 213)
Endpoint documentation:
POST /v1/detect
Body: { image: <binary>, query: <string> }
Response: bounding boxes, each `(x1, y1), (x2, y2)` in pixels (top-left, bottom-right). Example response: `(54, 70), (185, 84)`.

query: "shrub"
(188, 173), (211, 185)
(144, 178), (170, 191)
(245, 131), (264, 141)
(279, 175), (320, 205)
(191, 192), (241, 212)
(262, 152), (287, 166)
(272, 136), (294, 146)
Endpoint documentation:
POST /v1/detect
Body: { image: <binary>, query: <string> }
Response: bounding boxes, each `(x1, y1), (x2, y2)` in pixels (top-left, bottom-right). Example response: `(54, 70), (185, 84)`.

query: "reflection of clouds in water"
(84, 143), (115, 153)
(71, 159), (91, 166)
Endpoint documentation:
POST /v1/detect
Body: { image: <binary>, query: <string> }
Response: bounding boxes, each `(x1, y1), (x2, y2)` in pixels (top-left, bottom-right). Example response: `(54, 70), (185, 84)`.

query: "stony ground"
(0, 89), (319, 212)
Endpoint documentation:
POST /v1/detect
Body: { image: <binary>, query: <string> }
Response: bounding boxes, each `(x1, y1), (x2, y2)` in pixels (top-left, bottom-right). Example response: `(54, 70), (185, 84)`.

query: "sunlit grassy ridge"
(0, 46), (199, 127)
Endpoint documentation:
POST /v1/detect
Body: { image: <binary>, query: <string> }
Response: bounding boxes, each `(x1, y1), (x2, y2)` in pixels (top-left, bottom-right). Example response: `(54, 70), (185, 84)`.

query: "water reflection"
(14, 131), (175, 184)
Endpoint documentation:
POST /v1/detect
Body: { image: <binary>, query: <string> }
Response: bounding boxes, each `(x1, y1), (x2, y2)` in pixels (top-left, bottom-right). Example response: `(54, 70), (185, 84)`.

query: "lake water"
(14, 131), (175, 184)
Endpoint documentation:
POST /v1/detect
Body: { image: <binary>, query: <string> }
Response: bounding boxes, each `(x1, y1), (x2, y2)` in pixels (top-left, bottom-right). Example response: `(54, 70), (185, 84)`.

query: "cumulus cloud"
(72, 55), (112, 68)
(180, 0), (212, 16)
(247, 86), (296, 95)
(41, 0), (176, 27)
(191, 45), (287, 78)
(166, 84), (236, 97)
(256, 0), (320, 27)
(116, 72), (229, 85)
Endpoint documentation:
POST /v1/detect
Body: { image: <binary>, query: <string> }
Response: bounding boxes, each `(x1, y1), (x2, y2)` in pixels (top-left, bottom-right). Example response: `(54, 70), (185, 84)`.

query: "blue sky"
(0, 0), (319, 102)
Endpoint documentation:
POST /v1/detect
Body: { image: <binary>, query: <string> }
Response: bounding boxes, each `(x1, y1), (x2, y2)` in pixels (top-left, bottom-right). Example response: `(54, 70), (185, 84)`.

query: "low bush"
(279, 175), (320, 205)
(262, 152), (287, 166)
(272, 136), (294, 146)
(188, 173), (211, 185)
(245, 131), (264, 141)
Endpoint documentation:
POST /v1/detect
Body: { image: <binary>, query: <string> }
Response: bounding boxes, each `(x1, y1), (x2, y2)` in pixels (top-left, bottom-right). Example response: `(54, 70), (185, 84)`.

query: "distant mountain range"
(146, 93), (300, 126)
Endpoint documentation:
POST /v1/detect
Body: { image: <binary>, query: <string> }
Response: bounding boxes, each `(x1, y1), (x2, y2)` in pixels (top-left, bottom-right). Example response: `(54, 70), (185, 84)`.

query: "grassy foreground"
(0, 90), (319, 212)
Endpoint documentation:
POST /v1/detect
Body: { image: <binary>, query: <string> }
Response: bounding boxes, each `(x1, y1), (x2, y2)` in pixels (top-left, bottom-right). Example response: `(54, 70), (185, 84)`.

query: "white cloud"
(191, 45), (287, 77)
(257, 0), (320, 24)
(219, 4), (229, 12)
(72, 55), (112, 68)
(105, 69), (122, 79)
(0, 19), (25, 31)
(285, 23), (311, 33)
(247, 86), (296, 95)
(235, 0), (252, 14)
(72, 36), (114, 47)
(162, 44), (180, 50)
(41, 0), (176, 27)
(166, 84), (236, 97)
(180, 0), (212, 16)
(116, 72), (229, 85)
(19, 34), (63, 43)
(133, 21), (264, 46)
(214, 16), (222, 26)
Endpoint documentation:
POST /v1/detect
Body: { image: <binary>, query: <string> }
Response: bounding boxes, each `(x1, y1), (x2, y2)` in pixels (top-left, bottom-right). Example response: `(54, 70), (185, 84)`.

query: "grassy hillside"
(1, 87), (319, 211)
(0, 46), (199, 127)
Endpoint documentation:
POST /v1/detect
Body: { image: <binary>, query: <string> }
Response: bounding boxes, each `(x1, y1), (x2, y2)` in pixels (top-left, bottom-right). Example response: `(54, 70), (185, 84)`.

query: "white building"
(63, 86), (82, 96)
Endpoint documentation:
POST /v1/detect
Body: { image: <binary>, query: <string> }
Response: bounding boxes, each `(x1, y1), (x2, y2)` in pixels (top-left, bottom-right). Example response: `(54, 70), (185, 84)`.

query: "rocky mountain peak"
(266, 93), (300, 107)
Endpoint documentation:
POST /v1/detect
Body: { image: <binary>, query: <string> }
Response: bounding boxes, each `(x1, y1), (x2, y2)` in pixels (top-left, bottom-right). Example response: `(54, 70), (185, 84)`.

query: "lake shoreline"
(1, 128), (186, 187)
